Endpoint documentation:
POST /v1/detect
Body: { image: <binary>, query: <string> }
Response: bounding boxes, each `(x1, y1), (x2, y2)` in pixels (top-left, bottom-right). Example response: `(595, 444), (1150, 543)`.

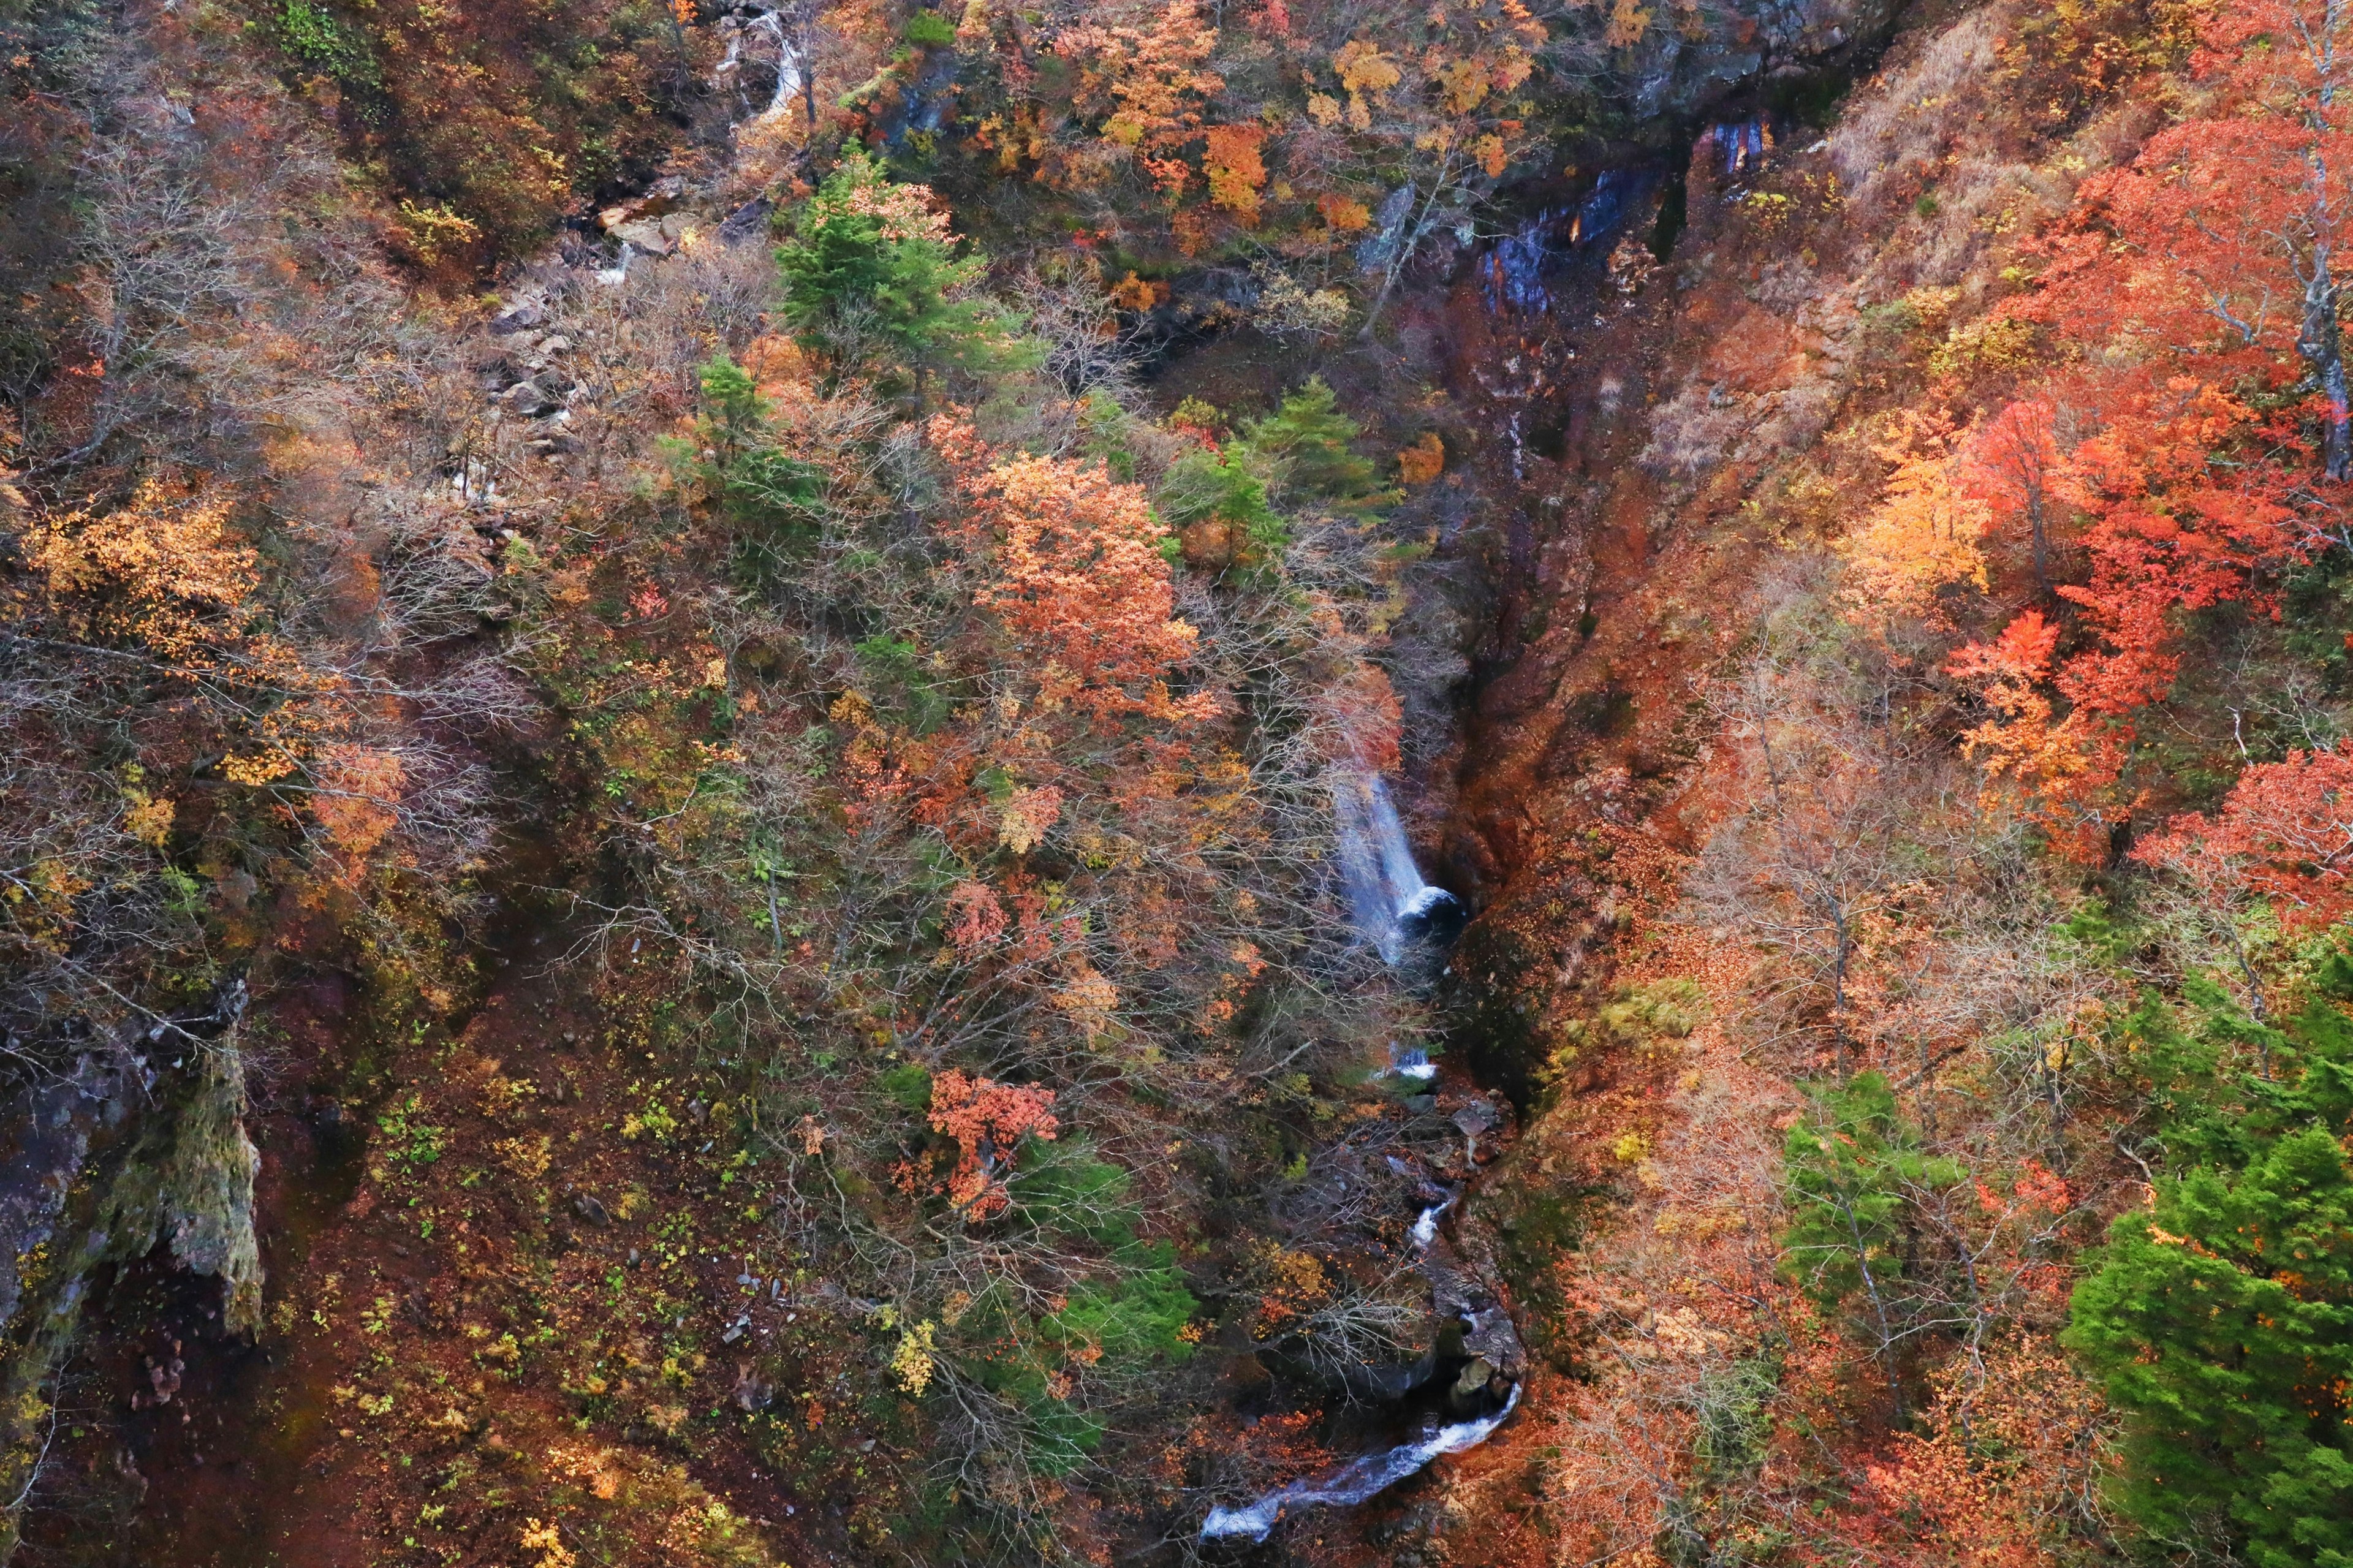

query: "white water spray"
(1200, 1384), (1521, 1543)
(1333, 770), (1458, 966)
(748, 12), (803, 121)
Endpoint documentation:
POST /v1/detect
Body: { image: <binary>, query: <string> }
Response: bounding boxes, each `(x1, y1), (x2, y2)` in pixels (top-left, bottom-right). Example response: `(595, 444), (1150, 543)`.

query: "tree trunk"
(2300, 256), (2352, 482)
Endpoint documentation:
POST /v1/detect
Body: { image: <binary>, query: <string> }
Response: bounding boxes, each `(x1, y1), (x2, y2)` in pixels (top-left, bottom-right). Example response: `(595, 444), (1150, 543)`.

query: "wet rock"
(490, 304), (545, 335)
(1450, 1100), (1499, 1138)
(719, 197), (773, 243)
(1447, 1355), (1495, 1412)
(571, 1192), (610, 1225)
(608, 219), (675, 256)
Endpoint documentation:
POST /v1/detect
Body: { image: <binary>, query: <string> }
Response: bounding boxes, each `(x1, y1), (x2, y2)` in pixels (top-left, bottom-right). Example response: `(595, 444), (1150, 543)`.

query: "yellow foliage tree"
(1838, 422), (1991, 630)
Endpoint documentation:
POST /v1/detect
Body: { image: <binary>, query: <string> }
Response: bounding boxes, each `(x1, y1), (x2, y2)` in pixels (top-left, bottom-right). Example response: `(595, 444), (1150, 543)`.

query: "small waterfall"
(1711, 116), (1768, 178)
(1200, 1384), (1521, 1543)
(748, 12), (802, 120)
(1333, 771), (1461, 966)
(1479, 169), (1655, 316)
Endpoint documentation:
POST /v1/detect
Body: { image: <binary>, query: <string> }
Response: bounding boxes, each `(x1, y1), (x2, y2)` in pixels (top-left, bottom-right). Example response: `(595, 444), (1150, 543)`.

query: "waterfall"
(1332, 771), (1460, 966)
(1200, 1384), (1521, 1543)
(748, 12), (802, 121)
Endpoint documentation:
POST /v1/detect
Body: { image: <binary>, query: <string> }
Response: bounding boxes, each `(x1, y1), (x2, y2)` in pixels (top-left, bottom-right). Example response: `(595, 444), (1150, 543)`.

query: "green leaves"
(1778, 1071), (1960, 1403)
(1238, 377), (1381, 506)
(2068, 1130), (2353, 1567)
(2069, 966), (2353, 1566)
(773, 150), (1026, 387)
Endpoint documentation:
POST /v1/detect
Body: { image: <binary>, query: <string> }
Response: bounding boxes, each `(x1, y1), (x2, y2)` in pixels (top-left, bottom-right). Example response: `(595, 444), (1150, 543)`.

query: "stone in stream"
(1447, 1355), (1496, 1412)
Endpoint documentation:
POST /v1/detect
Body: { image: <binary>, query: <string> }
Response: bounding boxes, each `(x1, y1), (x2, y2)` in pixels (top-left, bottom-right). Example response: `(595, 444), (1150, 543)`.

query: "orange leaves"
(1107, 271), (1169, 311)
(2135, 741), (2353, 931)
(945, 881), (1009, 954)
(21, 475), (346, 784)
(309, 744), (409, 886)
(1051, 964), (1120, 1043)
(25, 476), (263, 661)
(924, 1069), (1058, 1220)
(1396, 431), (1445, 485)
(1314, 192), (1371, 232)
(927, 417), (1213, 724)
(1200, 123), (1268, 222)
(1056, 0), (1221, 158)
(1946, 611), (2110, 858)
(996, 784), (1064, 854)
(1836, 1338), (2107, 1568)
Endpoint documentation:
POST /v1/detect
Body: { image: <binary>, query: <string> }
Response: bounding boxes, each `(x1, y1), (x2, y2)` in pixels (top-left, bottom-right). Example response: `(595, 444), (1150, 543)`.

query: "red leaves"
(2135, 741), (2353, 931)
(945, 881), (1009, 955)
(925, 1069), (1058, 1221)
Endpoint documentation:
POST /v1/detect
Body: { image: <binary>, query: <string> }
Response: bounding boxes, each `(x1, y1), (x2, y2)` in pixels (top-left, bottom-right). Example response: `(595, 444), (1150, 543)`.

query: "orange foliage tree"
(1941, 0), (2353, 853)
(2135, 741), (2353, 936)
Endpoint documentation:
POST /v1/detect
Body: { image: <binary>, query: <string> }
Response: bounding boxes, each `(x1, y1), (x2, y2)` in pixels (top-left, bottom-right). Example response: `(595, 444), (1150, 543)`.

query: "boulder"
(503, 379), (563, 418)
(608, 219), (674, 256)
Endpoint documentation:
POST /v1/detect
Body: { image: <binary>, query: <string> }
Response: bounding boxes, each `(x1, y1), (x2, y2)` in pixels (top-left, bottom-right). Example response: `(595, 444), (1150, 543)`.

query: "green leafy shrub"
(903, 9), (957, 47)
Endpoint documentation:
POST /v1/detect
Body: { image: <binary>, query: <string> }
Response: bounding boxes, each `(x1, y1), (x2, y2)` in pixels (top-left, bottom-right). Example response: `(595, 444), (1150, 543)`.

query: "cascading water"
(1332, 771), (1462, 966)
(747, 12), (803, 120)
(1200, 1385), (1522, 1543)
(1195, 779), (1507, 1545)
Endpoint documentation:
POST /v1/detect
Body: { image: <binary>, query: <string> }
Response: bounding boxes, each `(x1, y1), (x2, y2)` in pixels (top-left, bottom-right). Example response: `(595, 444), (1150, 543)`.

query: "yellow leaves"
(222, 751), (300, 786)
(1437, 56), (1491, 113)
(518, 1520), (577, 1568)
(1604, 0), (1653, 47)
(1306, 91), (1343, 127)
(393, 201), (483, 268)
(494, 1133), (553, 1181)
(1053, 965), (1121, 1042)
(1334, 40), (1401, 97)
(122, 791), (176, 848)
(890, 1320), (939, 1395)
(998, 784), (1064, 854)
(1474, 132), (1509, 178)
(1838, 420), (1991, 631)
(1398, 431), (1446, 485)
(1333, 39), (1399, 129)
